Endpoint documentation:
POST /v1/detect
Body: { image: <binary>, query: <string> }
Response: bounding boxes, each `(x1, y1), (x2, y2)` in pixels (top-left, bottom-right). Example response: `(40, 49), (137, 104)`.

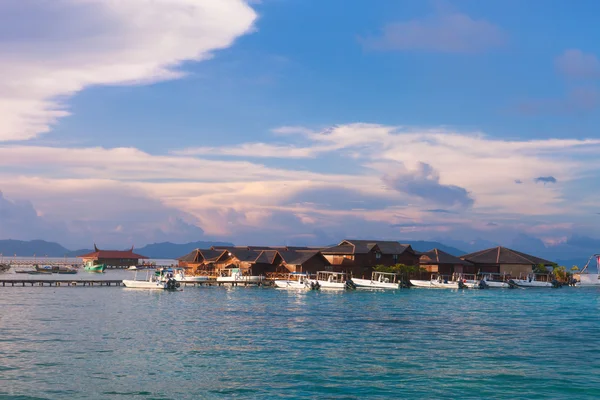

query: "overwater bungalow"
(79, 245), (149, 268)
(320, 240), (420, 276)
(419, 248), (475, 276)
(460, 246), (554, 277)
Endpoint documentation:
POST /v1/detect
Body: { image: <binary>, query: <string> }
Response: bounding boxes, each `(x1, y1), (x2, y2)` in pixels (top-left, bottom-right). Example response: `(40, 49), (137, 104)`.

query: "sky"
(2, 0), (600, 250)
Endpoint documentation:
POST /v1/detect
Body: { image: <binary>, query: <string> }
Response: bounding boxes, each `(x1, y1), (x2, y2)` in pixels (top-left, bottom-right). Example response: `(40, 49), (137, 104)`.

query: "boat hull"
(122, 280), (168, 290)
(216, 276), (263, 283)
(175, 276), (209, 282)
(84, 265), (106, 273)
(352, 278), (400, 289)
(274, 280), (309, 289)
(316, 280), (346, 290)
(511, 279), (553, 288)
(410, 279), (460, 289)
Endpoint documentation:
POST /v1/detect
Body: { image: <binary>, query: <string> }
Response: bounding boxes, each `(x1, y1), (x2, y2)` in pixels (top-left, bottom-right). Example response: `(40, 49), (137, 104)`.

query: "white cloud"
(0, 0), (257, 141)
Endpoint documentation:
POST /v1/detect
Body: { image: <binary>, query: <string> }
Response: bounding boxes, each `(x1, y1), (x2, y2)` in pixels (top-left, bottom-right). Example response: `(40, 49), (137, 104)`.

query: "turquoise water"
(1, 286), (600, 399)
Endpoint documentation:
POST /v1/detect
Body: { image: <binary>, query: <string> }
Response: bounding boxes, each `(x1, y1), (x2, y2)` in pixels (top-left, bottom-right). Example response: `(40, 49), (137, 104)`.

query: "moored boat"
(173, 268), (209, 283)
(274, 273), (320, 290)
(410, 274), (461, 289)
(123, 268), (180, 290)
(315, 271), (355, 290)
(352, 271), (401, 290)
(216, 268), (264, 284)
(509, 273), (554, 288)
(84, 260), (106, 273)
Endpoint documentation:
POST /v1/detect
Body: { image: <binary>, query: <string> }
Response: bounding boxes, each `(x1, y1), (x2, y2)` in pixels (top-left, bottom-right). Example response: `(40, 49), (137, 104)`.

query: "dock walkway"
(0, 279), (123, 287)
(0, 279), (272, 288)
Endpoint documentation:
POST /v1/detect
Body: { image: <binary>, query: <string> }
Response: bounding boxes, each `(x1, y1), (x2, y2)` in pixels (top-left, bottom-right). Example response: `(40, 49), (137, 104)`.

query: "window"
(375, 252), (382, 259)
(393, 254), (398, 261)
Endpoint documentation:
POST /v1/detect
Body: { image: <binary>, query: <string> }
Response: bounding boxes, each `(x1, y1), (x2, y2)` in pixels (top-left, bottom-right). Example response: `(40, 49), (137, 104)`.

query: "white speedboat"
(509, 273), (553, 288)
(216, 268), (264, 284)
(127, 265), (138, 271)
(173, 268), (209, 283)
(274, 273), (320, 290)
(316, 271), (354, 290)
(123, 268), (180, 290)
(461, 273), (509, 289)
(352, 271), (401, 289)
(410, 274), (461, 289)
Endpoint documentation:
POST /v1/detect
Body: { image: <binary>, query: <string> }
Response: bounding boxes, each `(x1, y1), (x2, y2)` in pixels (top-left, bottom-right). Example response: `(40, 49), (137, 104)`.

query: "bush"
(374, 264), (425, 274)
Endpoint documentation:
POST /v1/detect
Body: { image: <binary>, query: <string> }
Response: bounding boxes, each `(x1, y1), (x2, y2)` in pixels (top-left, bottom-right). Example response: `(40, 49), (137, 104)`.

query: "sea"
(1, 270), (600, 399)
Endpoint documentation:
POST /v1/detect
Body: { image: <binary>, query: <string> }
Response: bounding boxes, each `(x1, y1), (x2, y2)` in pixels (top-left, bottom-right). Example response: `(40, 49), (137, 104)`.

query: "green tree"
(533, 263), (550, 274)
(571, 265), (579, 271)
(553, 265), (567, 281)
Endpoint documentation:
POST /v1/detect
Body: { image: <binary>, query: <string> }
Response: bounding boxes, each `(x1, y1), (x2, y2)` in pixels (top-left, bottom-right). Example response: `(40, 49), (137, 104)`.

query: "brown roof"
(79, 244), (148, 260)
(177, 249), (226, 263)
(322, 240), (413, 255)
(278, 250), (328, 266)
(419, 249), (471, 265)
(461, 246), (554, 265)
(255, 250), (279, 264)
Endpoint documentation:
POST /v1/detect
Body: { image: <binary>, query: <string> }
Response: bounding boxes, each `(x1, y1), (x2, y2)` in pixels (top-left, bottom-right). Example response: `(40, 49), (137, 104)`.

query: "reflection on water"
(1, 286), (600, 398)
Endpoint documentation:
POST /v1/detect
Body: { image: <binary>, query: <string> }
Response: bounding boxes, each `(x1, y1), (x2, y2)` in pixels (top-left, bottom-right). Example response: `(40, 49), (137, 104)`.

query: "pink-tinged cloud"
(361, 11), (505, 53)
(555, 49), (600, 79)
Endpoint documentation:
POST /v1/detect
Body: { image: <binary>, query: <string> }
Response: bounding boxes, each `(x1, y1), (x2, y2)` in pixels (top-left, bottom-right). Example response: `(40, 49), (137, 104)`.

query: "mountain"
(0, 239), (234, 258)
(0, 239), (71, 257)
(136, 241), (234, 259)
(401, 240), (466, 256)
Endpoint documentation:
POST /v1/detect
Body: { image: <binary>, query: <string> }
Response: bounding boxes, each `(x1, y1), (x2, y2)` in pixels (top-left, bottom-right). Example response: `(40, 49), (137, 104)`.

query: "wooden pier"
(0, 279), (272, 288)
(0, 279), (123, 287)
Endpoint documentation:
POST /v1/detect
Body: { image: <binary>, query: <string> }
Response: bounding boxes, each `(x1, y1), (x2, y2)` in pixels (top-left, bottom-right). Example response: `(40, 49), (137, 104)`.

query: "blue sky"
(1, 0), (600, 251)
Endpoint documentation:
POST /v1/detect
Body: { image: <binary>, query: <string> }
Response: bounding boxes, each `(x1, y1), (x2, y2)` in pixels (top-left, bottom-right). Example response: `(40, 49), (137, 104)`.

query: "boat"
(410, 274), (461, 289)
(574, 254), (600, 286)
(478, 273), (511, 288)
(461, 273), (508, 289)
(35, 265), (78, 274)
(84, 260), (106, 273)
(216, 268), (264, 284)
(127, 265), (138, 271)
(315, 271), (355, 290)
(173, 268), (209, 283)
(509, 273), (554, 288)
(122, 268), (180, 290)
(352, 271), (402, 289)
(274, 273), (320, 290)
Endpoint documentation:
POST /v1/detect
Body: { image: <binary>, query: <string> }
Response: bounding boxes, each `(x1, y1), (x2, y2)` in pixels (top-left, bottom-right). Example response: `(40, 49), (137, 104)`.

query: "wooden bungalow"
(277, 250), (331, 274)
(177, 249), (227, 274)
(419, 248), (474, 276)
(460, 246), (554, 277)
(79, 244), (148, 268)
(321, 240), (420, 276)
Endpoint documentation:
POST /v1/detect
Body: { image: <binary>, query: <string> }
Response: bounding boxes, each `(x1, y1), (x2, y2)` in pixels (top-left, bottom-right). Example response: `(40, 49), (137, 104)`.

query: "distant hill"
(0, 239), (233, 259)
(401, 240), (465, 256)
(136, 241), (234, 259)
(0, 239), (71, 257)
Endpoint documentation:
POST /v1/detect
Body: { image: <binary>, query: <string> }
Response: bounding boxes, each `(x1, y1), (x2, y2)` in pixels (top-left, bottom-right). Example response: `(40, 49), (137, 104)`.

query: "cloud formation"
(556, 49), (600, 79)
(534, 176), (558, 184)
(382, 163), (474, 208)
(360, 11), (505, 53)
(0, 0), (256, 141)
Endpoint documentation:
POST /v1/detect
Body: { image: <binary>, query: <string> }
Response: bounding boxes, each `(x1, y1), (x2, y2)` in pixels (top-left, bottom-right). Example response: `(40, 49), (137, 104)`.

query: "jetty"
(0, 279), (123, 287)
(0, 278), (271, 288)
